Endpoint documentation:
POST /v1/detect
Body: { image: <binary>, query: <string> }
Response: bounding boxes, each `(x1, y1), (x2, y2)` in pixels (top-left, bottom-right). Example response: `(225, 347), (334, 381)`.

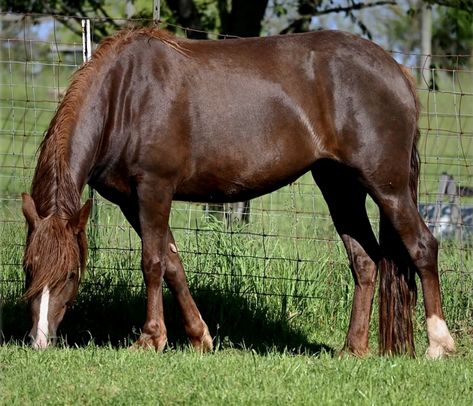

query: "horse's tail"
(378, 65), (420, 356)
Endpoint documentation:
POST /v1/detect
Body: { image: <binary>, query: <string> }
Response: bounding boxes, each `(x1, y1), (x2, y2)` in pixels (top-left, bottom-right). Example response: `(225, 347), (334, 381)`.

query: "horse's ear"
(22, 193), (40, 229)
(69, 199), (92, 234)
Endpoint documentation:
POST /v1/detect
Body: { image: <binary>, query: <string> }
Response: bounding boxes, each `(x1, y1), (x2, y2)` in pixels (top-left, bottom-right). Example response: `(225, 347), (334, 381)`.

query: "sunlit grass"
(1, 342), (472, 405)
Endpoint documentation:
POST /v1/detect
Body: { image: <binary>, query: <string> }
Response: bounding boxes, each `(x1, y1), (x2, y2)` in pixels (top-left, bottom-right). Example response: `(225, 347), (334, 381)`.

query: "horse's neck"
(67, 99), (105, 193)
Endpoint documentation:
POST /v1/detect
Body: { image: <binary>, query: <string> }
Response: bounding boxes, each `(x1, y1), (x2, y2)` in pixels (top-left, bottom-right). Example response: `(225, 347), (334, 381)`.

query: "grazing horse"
(22, 28), (455, 358)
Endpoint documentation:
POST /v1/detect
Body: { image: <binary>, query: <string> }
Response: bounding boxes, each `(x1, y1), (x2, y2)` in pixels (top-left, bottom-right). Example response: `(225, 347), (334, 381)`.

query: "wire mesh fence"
(1, 13), (472, 308)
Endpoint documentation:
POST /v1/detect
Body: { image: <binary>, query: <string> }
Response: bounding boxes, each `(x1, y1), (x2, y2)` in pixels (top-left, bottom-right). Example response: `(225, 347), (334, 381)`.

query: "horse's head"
(21, 193), (91, 349)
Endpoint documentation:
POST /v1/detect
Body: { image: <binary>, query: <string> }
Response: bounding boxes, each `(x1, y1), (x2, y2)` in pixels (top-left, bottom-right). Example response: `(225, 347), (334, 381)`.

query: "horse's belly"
(174, 162), (310, 203)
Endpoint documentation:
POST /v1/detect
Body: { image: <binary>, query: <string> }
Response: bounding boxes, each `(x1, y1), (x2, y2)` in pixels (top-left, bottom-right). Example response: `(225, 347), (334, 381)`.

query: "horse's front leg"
(134, 186), (172, 351)
(165, 228), (213, 351)
(136, 237), (168, 350)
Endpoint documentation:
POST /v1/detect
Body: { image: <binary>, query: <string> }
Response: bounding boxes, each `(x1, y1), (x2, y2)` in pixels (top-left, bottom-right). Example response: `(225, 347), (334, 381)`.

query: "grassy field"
(1, 341), (472, 405)
(1, 29), (473, 404)
(1, 216), (472, 404)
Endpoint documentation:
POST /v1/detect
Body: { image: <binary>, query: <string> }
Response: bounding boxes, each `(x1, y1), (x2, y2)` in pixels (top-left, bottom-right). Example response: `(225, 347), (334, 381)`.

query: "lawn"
(1, 341), (472, 405)
(1, 216), (472, 404)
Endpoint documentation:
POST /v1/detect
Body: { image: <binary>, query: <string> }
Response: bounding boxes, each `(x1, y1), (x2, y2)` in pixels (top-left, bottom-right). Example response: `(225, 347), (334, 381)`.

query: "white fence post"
(81, 18), (98, 258)
(153, 0), (161, 23)
(81, 19), (92, 63)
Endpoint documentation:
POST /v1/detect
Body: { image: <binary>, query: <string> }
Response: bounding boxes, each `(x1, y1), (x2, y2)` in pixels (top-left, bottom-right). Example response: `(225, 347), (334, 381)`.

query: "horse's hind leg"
(165, 228), (213, 351)
(312, 163), (380, 356)
(376, 191), (455, 358)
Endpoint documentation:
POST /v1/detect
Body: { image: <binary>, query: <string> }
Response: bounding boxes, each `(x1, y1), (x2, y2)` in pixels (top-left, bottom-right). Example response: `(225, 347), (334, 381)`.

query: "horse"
(21, 27), (455, 358)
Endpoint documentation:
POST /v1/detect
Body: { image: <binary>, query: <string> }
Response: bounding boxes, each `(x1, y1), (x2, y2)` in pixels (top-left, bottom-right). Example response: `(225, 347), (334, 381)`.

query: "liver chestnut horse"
(22, 28), (455, 358)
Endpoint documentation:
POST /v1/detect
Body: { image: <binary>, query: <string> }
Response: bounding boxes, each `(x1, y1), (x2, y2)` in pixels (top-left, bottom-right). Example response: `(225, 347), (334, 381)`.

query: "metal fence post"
(81, 19), (98, 264)
(153, 0), (161, 23)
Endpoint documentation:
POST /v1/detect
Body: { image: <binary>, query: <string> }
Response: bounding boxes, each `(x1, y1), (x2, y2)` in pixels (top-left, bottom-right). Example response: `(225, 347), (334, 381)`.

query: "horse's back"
(85, 30), (418, 203)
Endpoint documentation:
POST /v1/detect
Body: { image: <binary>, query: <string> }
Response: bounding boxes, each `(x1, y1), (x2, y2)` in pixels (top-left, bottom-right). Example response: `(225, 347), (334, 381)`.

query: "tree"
(383, 1), (472, 68)
(164, 0), (269, 38)
(2, 0), (423, 41)
(280, 0), (396, 38)
(431, 6), (473, 68)
(425, 0), (473, 13)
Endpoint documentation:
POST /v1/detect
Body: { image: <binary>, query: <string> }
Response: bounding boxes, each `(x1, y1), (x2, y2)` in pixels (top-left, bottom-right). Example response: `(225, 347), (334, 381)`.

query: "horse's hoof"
(190, 326), (213, 352)
(426, 340), (456, 360)
(426, 316), (456, 359)
(339, 346), (370, 358)
(130, 333), (167, 352)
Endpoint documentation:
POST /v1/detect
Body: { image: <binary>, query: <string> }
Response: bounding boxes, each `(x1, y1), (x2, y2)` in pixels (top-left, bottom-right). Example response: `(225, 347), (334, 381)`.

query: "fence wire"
(1, 13), (472, 303)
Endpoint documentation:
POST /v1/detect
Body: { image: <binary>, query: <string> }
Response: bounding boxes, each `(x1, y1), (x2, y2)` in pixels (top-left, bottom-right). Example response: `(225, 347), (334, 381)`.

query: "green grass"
(2, 218), (472, 346)
(2, 203), (471, 403)
(1, 342), (472, 405)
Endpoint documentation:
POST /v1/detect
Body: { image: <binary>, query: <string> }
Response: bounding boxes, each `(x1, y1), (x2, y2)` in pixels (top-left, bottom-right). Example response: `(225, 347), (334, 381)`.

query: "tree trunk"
(220, 0), (269, 37)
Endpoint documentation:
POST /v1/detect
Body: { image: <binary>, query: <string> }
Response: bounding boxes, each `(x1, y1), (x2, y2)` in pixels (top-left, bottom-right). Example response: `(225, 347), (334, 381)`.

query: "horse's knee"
(142, 256), (164, 281)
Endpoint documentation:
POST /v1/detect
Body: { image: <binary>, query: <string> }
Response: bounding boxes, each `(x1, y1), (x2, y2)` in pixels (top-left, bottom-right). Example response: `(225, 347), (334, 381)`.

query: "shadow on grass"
(1, 284), (334, 356)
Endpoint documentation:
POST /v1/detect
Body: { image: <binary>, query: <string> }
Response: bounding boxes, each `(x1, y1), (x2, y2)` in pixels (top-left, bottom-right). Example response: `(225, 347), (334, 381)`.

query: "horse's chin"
(32, 336), (49, 350)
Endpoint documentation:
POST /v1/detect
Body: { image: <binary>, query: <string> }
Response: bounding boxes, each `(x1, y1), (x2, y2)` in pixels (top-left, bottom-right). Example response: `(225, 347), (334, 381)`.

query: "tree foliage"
(280, 0), (396, 38)
(425, 0), (473, 13)
(432, 6), (473, 67)
(0, 0), (123, 41)
(2, 0), (408, 40)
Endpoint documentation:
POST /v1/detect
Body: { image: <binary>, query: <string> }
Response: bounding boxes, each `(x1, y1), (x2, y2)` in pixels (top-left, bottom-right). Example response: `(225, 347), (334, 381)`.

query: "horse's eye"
(68, 272), (77, 280)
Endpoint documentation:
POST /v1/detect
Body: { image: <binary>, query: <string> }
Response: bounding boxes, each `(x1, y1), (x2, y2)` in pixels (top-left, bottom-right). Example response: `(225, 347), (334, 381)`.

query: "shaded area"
(1, 285), (334, 356)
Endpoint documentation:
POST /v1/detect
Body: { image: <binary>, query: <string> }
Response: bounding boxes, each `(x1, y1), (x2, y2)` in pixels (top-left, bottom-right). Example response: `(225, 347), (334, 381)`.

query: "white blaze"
(33, 286), (50, 349)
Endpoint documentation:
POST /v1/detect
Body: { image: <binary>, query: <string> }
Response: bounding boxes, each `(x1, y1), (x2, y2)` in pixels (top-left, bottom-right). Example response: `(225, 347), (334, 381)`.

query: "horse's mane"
(32, 27), (183, 219)
(26, 28), (181, 297)
(24, 216), (88, 299)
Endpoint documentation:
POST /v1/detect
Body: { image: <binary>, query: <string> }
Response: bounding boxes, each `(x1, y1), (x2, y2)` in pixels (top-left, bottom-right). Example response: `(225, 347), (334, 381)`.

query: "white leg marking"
(426, 315), (455, 359)
(33, 286), (50, 350)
